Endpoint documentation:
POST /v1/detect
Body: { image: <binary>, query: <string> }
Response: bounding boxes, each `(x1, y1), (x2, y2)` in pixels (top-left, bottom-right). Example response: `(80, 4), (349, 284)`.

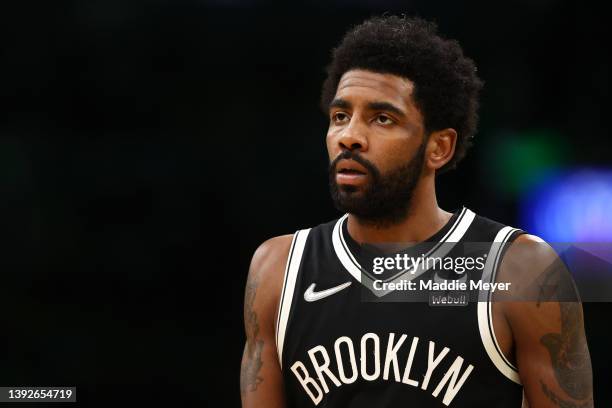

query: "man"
(241, 16), (593, 407)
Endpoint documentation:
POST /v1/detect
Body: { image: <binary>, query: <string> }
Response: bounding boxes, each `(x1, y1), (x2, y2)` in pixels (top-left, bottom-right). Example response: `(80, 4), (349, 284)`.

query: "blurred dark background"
(1, 0), (610, 406)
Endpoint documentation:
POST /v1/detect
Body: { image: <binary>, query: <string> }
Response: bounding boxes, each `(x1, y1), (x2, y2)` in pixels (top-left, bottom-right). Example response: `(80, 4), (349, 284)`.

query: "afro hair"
(321, 15), (484, 174)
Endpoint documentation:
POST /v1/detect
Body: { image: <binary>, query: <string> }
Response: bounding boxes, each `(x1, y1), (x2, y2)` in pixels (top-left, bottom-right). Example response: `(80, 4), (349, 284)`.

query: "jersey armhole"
(477, 226), (524, 385)
(275, 228), (311, 370)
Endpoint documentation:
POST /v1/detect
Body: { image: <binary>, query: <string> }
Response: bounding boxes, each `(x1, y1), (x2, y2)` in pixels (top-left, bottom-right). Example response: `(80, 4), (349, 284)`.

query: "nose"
(337, 119), (369, 152)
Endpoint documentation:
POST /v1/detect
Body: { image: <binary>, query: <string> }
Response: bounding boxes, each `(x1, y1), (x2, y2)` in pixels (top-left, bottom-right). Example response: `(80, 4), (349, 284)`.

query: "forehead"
(334, 69), (416, 110)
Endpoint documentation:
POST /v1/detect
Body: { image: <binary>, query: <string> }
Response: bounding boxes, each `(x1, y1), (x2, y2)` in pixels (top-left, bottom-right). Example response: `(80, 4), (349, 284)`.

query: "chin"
(338, 182), (370, 194)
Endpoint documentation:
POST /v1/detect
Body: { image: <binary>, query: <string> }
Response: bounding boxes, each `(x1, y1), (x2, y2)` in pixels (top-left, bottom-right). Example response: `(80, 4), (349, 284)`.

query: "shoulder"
(248, 234), (295, 297)
(244, 234), (295, 331)
(498, 232), (580, 318)
(490, 228), (578, 306)
(508, 232), (555, 258)
(502, 233), (560, 278)
(249, 234), (295, 278)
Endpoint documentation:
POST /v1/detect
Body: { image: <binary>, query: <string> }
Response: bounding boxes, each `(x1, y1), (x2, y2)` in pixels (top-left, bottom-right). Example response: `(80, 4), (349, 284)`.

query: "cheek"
(369, 138), (412, 173)
(325, 128), (339, 159)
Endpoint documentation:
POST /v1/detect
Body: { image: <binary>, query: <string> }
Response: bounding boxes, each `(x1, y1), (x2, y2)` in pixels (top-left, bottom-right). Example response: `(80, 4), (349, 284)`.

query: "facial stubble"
(329, 143), (426, 228)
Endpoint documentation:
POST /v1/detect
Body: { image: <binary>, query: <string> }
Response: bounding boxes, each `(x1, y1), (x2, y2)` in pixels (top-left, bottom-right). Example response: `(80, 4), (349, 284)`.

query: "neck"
(346, 175), (452, 244)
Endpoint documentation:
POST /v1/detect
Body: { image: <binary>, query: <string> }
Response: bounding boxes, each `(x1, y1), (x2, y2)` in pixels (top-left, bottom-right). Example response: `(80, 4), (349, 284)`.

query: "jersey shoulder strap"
(275, 228), (311, 368)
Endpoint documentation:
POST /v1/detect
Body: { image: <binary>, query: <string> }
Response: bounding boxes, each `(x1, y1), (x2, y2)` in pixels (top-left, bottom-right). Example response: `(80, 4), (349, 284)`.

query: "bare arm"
(500, 235), (593, 408)
(241, 235), (293, 408)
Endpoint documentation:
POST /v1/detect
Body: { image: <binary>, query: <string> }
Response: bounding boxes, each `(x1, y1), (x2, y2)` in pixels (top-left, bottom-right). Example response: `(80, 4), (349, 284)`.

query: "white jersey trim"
(332, 207), (476, 297)
(477, 226), (522, 384)
(275, 228), (311, 369)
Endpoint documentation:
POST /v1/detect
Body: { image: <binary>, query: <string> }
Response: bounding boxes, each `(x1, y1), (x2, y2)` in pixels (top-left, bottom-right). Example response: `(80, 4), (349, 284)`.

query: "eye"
(375, 114), (394, 125)
(332, 112), (350, 123)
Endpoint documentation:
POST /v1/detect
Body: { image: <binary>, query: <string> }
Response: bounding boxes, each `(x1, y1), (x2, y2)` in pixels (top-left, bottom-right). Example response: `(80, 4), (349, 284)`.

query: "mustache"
(329, 150), (380, 177)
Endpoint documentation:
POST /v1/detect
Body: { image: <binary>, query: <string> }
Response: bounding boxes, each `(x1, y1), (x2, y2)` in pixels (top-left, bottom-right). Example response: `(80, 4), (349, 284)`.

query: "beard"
(328, 143), (426, 228)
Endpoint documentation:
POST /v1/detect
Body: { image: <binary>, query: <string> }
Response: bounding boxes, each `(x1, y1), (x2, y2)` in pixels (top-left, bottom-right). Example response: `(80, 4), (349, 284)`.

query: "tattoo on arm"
(540, 381), (593, 408)
(241, 272), (265, 394)
(536, 258), (577, 307)
(536, 264), (560, 307)
(540, 302), (593, 404)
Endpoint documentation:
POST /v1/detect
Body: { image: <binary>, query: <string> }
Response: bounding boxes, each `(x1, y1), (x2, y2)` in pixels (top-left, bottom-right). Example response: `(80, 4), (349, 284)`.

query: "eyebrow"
(329, 98), (406, 118)
(329, 98), (351, 110)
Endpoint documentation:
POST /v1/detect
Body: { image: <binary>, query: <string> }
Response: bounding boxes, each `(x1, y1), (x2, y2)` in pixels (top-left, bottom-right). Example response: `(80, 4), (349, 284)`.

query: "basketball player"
(240, 16), (593, 407)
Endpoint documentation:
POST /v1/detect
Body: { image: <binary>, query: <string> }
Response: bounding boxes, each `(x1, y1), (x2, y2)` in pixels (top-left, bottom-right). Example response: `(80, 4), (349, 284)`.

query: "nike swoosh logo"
(304, 281), (352, 302)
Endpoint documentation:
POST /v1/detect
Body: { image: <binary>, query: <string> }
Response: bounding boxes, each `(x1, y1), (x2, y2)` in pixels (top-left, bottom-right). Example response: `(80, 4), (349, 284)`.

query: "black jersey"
(275, 207), (526, 407)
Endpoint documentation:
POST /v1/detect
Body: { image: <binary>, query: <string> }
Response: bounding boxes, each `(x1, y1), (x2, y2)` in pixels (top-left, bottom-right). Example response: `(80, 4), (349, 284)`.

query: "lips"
(335, 159), (368, 186)
(336, 159), (368, 175)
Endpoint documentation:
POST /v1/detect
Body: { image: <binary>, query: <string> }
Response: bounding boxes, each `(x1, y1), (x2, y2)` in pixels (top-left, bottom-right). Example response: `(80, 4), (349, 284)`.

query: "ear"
(425, 128), (457, 171)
